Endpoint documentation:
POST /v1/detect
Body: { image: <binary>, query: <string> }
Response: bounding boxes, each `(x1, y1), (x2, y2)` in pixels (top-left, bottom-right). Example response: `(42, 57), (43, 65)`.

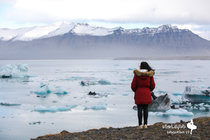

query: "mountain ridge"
(0, 22), (210, 59)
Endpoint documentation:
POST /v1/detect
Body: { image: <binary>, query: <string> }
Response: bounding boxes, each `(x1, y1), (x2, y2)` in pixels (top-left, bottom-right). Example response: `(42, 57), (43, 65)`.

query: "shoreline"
(31, 116), (210, 140)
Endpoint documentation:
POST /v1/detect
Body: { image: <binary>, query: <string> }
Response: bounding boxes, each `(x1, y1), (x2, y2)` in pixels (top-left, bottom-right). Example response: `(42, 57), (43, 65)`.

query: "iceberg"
(183, 86), (210, 103)
(33, 83), (51, 96)
(148, 94), (171, 111)
(0, 64), (29, 78)
(34, 105), (77, 113)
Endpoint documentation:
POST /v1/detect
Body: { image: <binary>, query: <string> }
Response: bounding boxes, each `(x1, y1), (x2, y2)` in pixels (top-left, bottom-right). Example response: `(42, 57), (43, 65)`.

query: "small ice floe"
(0, 64), (29, 78)
(80, 79), (111, 86)
(87, 91), (108, 98)
(173, 80), (197, 83)
(0, 102), (21, 106)
(84, 104), (107, 111)
(54, 87), (68, 96)
(163, 108), (193, 117)
(122, 93), (129, 96)
(34, 105), (77, 113)
(33, 83), (51, 97)
(65, 76), (86, 81)
(80, 81), (96, 86)
(98, 79), (111, 85)
(128, 68), (135, 70)
(172, 93), (184, 96)
(29, 121), (41, 125)
(150, 108), (193, 117)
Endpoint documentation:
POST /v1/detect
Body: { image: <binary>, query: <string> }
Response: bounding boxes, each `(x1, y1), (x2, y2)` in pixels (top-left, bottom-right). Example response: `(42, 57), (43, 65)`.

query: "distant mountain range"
(0, 22), (210, 59)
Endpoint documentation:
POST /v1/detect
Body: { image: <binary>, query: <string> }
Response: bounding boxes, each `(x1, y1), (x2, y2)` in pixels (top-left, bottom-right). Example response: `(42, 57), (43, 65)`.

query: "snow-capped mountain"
(0, 22), (187, 41)
(0, 22), (117, 41)
(0, 22), (210, 59)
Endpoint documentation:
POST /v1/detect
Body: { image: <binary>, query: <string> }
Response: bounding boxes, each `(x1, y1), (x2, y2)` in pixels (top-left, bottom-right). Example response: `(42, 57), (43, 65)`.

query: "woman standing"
(131, 62), (155, 129)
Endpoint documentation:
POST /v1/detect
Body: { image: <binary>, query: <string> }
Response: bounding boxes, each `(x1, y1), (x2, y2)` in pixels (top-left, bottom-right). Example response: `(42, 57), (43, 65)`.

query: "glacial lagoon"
(0, 59), (209, 140)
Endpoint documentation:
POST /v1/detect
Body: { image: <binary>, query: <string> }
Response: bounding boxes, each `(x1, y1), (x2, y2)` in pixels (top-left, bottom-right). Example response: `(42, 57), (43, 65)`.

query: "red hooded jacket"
(131, 69), (155, 104)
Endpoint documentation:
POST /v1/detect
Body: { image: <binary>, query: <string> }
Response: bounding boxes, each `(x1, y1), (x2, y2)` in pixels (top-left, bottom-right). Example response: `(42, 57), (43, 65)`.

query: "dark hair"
(140, 61), (153, 71)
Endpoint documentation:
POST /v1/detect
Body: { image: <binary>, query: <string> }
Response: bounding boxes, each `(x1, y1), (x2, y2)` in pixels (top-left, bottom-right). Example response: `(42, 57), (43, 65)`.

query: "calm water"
(0, 59), (209, 140)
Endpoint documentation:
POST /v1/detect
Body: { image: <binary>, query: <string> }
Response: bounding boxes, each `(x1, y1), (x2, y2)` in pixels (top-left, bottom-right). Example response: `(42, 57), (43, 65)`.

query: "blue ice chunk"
(122, 93), (129, 96)
(98, 79), (111, 85)
(84, 104), (107, 111)
(34, 105), (77, 113)
(54, 88), (68, 95)
(34, 84), (51, 96)
(128, 68), (135, 70)
(172, 93), (183, 96)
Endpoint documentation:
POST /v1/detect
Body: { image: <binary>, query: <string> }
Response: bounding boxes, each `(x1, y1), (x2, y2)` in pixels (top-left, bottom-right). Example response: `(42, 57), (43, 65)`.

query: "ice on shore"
(34, 105), (77, 113)
(0, 64), (29, 78)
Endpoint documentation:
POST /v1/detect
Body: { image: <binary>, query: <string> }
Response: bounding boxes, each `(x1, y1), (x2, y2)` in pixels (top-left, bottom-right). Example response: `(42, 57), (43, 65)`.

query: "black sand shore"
(31, 117), (210, 140)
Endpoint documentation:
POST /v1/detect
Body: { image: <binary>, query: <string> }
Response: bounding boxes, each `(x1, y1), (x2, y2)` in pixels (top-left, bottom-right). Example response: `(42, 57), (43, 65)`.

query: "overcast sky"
(0, 0), (210, 40)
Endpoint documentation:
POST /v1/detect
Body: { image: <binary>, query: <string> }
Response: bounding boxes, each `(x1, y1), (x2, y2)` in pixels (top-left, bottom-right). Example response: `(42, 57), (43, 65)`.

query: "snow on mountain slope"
(15, 22), (75, 41)
(0, 22), (188, 41)
(0, 27), (32, 41)
(71, 23), (114, 36)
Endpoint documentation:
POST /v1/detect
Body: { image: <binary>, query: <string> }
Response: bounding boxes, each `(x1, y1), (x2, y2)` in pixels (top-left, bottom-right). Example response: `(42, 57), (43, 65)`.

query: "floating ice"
(87, 91), (109, 98)
(164, 108), (194, 116)
(34, 105), (77, 113)
(0, 64), (29, 78)
(173, 80), (197, 83)
(0, 102), (21, 106)
(80, 81), (96, 86)
(150, 108), (193, 117)
(54, 87), (68, 96)
(33, 83), (51, 96)
(149, 94), (171, 111)
(84, 104), (107, 111)
(184, 86), (210, 103)
(98, 79), (111, 85)
(172, 93), (183, 96)
(29, 121), (41, 125)
(65, 76), (86, 81)
(128, 68), (135, 70)
(80, 79), (111, 86)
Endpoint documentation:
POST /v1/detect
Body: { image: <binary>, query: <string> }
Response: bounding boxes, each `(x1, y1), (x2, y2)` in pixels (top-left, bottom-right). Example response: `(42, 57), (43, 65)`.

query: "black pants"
(137, 104), (148, 125)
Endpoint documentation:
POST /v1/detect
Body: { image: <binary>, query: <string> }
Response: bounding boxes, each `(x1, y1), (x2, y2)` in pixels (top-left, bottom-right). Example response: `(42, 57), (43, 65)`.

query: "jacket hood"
(133, 69), (155, 77)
